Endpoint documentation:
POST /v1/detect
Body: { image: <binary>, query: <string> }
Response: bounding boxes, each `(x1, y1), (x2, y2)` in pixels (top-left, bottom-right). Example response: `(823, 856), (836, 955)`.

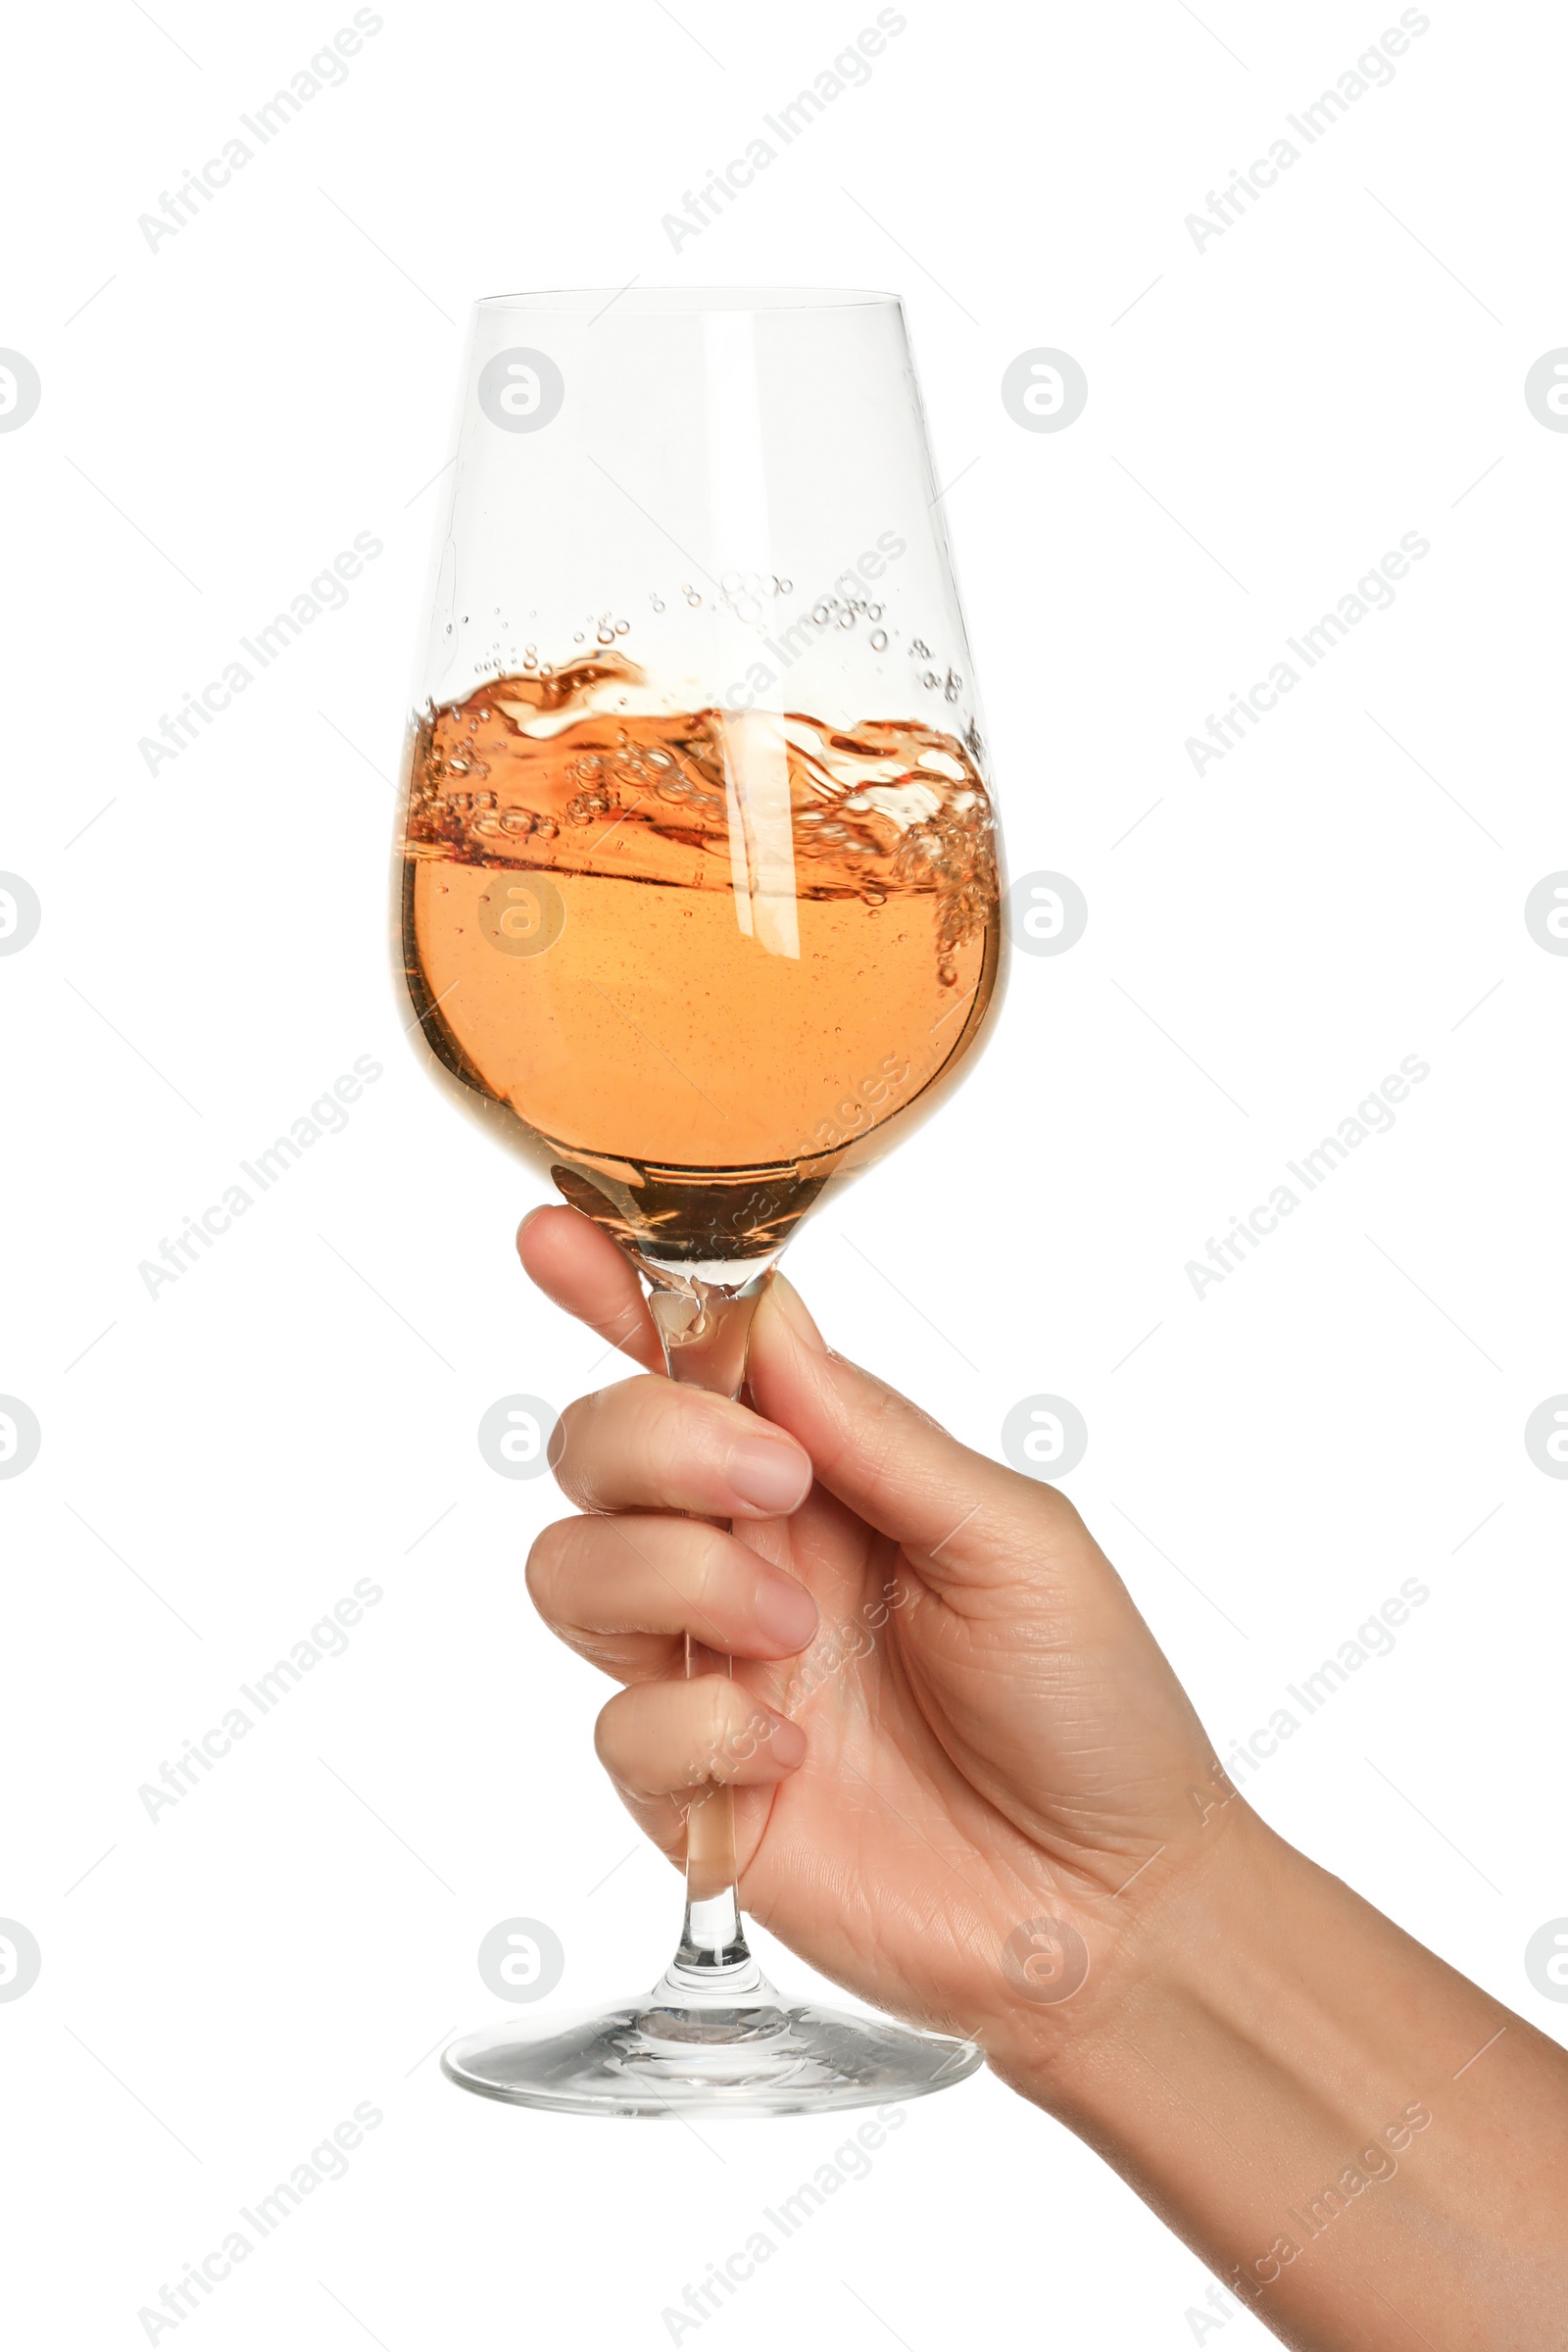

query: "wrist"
(974, 1793), (1296, 2108)
(964, 1765), (1568, 2345)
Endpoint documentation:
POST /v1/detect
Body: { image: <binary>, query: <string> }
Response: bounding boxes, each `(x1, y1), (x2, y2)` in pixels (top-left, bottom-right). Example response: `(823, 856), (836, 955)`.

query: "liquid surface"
(400, 657), (1001, 1258)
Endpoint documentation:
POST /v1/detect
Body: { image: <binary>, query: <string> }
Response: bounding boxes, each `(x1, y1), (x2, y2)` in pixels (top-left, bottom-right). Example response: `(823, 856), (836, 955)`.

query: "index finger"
(517, 1204), (663, 1371)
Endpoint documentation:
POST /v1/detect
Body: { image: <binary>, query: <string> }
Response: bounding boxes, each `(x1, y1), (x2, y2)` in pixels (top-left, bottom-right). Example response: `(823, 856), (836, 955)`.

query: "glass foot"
(442, 1967), (982, 2117)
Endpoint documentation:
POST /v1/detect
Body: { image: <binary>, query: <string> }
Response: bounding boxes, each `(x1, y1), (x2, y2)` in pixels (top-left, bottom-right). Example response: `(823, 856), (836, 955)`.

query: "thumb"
(748, 1274), (1090, 1592)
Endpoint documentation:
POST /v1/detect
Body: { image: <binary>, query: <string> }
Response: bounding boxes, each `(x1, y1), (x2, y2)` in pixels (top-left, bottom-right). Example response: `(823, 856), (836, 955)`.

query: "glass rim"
(473, 285), (902, 317)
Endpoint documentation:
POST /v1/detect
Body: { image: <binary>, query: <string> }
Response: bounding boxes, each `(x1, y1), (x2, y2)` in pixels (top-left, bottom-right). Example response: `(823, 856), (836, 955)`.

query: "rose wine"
(399, 655), (1001, 1261)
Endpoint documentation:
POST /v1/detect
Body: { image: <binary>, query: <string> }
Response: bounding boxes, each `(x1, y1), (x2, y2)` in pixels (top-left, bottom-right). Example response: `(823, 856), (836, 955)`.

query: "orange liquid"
(400, 657), (1001, 1259)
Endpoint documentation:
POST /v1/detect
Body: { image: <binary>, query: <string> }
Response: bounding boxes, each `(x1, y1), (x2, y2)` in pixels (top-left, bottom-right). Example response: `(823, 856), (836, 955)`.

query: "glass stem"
(635, 1257), (776, 1998)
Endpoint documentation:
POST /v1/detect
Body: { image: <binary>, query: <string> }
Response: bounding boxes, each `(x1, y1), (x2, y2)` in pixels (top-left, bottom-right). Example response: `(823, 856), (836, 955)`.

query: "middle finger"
(551, 1375), (813, 1521)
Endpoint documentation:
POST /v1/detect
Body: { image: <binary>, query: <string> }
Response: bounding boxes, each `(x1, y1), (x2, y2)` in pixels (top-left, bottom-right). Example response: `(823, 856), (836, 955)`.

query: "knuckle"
(696, 1677), (752, 1779)
(592, 1688), (636, 1779)
(576, 1376), (678, 1504)
(683, 1523), (731, 1623)
(705, 1675), (741, 1749)
(852, 1384), (931, 1517)
(546, 1395), (591, 1498)
(552, 1373), (649, 1505)
(595, 1297), (646, 1351)
(647, 1388), (714, 1498)
(523, 1516), (577, 1615)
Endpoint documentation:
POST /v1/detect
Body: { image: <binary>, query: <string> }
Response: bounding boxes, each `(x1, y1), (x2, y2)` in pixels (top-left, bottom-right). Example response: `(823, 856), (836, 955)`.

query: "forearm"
(987, 1807), (1568, 2350)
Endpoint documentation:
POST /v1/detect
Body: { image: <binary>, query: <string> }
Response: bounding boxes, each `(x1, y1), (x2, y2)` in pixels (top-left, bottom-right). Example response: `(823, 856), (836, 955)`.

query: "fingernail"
(754, 1571), (818, 1651)
(770, 1274), (825, 1353)
(726, 1437), (812, 1514)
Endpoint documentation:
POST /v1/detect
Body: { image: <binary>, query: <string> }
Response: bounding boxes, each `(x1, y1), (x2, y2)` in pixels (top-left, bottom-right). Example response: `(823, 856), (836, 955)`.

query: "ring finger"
(526, 1511), (819, 1683)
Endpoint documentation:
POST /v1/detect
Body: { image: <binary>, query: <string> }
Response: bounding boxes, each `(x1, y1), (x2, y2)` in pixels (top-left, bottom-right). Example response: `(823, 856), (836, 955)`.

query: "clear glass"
(396, 286), (1003, 2114)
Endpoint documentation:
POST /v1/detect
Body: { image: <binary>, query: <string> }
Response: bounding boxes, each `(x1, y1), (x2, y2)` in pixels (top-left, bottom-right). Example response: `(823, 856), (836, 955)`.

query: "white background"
(3, 1), (1566, 2345)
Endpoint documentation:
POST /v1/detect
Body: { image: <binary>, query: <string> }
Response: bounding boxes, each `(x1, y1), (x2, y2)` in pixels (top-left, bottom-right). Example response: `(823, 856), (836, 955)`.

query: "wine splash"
(401, 655), (1001, 1261)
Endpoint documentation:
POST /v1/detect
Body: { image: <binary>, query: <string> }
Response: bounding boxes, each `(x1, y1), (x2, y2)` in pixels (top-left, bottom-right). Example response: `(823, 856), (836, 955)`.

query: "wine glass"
(395, 288), (1004, 2115)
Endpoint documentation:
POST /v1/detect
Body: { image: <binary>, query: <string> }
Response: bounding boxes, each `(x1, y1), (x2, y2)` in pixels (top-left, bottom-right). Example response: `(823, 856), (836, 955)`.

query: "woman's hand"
(518, 1205), (1568, 2348)
(518, 1203), (1240, 2057)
